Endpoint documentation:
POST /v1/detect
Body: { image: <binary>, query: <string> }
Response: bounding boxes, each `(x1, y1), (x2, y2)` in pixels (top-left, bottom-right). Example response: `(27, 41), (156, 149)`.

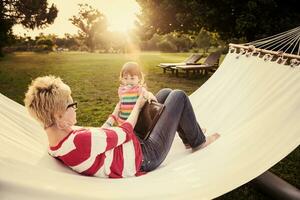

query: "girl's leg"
(140, 90), (206, 172)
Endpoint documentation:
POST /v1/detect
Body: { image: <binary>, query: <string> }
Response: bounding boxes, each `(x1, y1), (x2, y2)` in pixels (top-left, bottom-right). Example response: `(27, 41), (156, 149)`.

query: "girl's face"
(121, 74), (139, 86)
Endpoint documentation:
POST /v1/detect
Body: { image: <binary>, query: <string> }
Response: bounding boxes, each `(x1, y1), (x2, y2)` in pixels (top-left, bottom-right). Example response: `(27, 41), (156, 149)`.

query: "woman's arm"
(111, 101), (120, 118)
(125, 92), (147, 127)
(101, 102), (120, 128)
(140, 87), (157, 103)
(146, 91), (158, 102)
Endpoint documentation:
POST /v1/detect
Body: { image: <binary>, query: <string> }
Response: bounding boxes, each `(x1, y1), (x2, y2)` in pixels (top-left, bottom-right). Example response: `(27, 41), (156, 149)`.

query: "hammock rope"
(244, 26), (300, 56)
(255, 28), (299, 50)
(244, 26), (300, 55)
(229, 27), (300, 68)
(269, 30), (299, 52)
(246, 26), (300, 46)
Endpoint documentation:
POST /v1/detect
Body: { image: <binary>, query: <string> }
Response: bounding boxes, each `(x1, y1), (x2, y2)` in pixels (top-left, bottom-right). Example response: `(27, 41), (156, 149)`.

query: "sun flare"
(99, 1), (140, 33)
(12, 0), (141, 37)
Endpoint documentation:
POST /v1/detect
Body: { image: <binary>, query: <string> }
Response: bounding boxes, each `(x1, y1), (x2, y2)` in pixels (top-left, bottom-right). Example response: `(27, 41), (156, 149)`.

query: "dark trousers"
(138, 88), (206, 172)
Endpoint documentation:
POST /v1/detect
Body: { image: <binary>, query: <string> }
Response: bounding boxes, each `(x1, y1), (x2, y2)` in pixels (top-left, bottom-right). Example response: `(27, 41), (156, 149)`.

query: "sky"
(12, 0), (141, 37)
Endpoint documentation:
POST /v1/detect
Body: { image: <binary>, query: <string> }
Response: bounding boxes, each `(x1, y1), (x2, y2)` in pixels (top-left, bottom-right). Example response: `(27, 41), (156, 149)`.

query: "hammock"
(0, 28), (299, 200)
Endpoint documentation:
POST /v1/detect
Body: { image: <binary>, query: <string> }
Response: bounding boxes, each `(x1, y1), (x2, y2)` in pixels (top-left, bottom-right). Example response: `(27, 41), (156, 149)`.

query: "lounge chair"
(158, 54), (203, 74)
(172, 51), (222, 77)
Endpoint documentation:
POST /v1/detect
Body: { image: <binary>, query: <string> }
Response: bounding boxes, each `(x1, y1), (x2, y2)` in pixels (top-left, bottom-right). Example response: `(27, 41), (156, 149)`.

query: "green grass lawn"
(0, 51), (299, 199)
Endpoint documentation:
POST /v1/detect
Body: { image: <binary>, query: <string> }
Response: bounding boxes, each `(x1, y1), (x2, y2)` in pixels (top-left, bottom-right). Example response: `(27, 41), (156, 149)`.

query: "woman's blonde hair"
(24, 75), (72, 128)
(119, 62), (145, 85)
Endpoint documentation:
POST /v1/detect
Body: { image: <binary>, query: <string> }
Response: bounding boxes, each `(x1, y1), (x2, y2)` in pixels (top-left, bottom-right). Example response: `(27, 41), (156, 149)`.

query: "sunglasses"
(66, 102), (78, 110)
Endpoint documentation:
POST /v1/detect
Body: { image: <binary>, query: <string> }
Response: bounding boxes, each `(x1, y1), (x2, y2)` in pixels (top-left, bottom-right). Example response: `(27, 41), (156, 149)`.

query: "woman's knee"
(156, 88), (172, 96)
(156, 88), (173, 103)
(171, 89), (188, 101)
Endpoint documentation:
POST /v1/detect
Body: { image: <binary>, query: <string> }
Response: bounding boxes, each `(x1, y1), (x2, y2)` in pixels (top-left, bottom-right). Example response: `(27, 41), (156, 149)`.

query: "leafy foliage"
(195, 28), (212, 53)
(69, 4), (108, 52)
(0, 0), (58, 56)
(140, 30), (222, 52)
(136, 0), (300, 42)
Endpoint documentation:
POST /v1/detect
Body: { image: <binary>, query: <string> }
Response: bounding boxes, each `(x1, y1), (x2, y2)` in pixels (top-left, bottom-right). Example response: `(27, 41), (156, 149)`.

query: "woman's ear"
(53, 112), (64, 127)
(54, 113), (62, 120)
(56, 120), (67, 130)
(55, 116), (68, 130)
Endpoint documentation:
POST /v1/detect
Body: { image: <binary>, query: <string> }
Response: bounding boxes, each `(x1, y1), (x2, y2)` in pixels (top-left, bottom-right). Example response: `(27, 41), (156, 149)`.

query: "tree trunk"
(0, 1), (4, 57)
(0, 46), (4, 57)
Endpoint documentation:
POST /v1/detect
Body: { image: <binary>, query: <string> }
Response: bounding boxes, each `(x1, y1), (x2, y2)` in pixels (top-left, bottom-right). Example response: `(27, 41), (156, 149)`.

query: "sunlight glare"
(12, 0), (141, 37)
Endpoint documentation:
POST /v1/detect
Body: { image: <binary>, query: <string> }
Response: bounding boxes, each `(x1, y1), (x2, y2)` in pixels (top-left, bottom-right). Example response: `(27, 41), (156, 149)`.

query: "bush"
(34, 45), (52, 52)
(157, 40), (177, 52)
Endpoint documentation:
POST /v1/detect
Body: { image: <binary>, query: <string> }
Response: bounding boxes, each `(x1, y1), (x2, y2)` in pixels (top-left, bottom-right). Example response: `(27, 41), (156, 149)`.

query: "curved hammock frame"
(0, 27), (299, 200)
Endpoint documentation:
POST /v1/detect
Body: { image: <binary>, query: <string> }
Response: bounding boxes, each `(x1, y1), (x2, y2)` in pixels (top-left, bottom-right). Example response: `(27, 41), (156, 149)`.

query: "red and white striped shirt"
(48, 122), (144, 178)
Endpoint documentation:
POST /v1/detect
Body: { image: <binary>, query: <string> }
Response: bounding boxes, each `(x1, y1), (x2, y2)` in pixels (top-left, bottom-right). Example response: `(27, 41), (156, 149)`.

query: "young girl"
(103, 62), (156, 127)
(103, 62), (206, 147)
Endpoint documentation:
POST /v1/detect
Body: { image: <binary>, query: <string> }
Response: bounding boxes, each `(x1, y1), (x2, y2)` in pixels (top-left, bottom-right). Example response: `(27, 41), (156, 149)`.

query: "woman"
(24, 75), (219, 178)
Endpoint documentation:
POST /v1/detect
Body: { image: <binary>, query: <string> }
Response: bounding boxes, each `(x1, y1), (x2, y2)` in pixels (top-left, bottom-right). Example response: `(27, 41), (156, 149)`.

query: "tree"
(136, 0), (300, 42)
(195, 28), (211, 53)
(54, 34), (80, 50)
(171, 33), (194, 52)
(35, 33), (55, 51)
(0, 0), (58, 56)
(69, 4), (107, 52)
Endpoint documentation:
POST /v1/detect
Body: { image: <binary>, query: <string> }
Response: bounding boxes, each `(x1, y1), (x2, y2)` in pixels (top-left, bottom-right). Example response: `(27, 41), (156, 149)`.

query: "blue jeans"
(137, 88), (206, 172)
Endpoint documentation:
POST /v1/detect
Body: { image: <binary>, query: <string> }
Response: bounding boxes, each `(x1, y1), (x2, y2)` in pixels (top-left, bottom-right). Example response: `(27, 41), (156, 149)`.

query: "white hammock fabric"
(0, 50), (299, 200)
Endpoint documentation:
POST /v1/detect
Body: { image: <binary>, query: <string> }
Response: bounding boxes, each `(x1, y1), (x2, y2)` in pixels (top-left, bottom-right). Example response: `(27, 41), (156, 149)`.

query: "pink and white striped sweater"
(48, 122), (144, 178)
(117, 85), (142, 125)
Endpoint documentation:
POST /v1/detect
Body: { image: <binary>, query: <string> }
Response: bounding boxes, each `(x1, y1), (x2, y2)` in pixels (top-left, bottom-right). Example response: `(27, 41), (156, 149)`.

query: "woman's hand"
(136, 90), (147, 109)
(146, 91), (158, 103)
(141, 87), (157, 103)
